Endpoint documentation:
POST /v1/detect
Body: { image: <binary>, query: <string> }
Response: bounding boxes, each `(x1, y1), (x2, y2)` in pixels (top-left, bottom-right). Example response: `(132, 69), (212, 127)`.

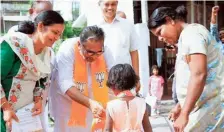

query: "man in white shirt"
(98, 0), (140, 92)
(8, 0), (52, 33)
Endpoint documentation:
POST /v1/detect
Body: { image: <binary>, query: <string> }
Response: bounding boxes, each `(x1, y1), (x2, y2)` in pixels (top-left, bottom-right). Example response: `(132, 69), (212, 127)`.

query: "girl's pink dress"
(149, 75), (164, 100)
(107, 97), (146, 132)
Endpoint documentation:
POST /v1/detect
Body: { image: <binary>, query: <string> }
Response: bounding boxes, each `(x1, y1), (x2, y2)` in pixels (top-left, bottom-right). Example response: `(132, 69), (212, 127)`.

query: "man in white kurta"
(50, 38), (93, 132)
(50, 26), (108, 132)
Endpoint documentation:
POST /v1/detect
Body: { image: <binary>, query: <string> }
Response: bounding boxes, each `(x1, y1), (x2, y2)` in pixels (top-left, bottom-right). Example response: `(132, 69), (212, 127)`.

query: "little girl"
(149, 65), (164, 115)
(104, 64), (152, 132)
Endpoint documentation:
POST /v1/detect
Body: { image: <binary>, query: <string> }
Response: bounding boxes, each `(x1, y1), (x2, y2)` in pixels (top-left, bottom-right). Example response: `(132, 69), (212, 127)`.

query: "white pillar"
(191, 0), (195, 23)
(203, 0), (206, 26)
(136, 0), (150, 97)
(135, 23), (150, 97)
(117, 0), (134, 23)
(141, 0), (148, 23)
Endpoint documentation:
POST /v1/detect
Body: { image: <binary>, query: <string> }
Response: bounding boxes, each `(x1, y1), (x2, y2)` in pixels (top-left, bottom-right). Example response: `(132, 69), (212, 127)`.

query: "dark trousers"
(172, 77), (179, 104)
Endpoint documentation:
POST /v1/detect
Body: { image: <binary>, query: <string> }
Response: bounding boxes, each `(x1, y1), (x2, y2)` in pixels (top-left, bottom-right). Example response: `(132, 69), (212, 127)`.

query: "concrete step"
(150, 116), (174, 132)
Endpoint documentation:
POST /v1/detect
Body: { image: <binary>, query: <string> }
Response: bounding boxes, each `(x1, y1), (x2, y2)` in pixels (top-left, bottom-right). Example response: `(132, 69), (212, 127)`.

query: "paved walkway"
(150, 116), (174, 132)
(48, 117), (174, 132)
(149, 99), (175, 132)
(48, 99), (176, 132)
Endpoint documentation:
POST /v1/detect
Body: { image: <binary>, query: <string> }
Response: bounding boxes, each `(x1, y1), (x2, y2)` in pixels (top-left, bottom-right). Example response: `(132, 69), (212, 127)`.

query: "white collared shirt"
(98, 15), (139, 70)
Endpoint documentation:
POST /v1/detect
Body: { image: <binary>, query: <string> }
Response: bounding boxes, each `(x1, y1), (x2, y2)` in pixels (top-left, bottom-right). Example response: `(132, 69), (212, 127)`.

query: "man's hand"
(89, 99), (105, 119)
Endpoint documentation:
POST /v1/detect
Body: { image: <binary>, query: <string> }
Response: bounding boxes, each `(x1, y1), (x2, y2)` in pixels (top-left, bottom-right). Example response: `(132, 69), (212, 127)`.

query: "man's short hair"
(31, 0), (52, 8)
(80, 26), (105, 44)
(117, 11), (126, 19)
(98, 0), (118, 6)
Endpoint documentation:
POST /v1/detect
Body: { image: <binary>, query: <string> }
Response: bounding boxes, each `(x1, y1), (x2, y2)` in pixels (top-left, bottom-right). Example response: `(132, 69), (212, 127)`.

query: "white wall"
(53, 0), (73, 21)
(117, 0), (134, 23)
(79, 0), (134, 23)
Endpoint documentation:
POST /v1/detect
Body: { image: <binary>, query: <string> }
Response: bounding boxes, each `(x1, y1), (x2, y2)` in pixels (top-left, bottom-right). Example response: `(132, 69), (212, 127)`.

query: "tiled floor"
(150, 116), (174, 132)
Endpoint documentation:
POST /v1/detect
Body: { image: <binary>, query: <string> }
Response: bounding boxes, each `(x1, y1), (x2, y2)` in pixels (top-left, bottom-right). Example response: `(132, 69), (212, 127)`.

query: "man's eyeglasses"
(81, 45), (104, 56)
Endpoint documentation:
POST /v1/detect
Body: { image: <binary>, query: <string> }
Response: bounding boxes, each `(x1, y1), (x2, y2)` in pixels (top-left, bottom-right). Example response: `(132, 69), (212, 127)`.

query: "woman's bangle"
(1, 102), (11, 111)
(1, 101), (7, 108)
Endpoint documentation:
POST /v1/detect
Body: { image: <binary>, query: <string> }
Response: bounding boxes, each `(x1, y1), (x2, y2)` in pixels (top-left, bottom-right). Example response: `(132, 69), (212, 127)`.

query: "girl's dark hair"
(148, 5), (187, 29)
(151, 65), (159, 71)
(18, 10), (64, 34)
(107, 64), (139, 91)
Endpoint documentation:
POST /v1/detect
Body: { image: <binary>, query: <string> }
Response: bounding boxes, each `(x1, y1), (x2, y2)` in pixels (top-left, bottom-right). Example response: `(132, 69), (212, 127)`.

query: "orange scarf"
(68, 44), (109, 129)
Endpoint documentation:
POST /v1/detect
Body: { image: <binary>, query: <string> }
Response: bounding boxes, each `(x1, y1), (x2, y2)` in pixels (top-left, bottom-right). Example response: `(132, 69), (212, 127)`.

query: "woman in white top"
(148, 6), (224, 132)
(104, 64), (152, 132)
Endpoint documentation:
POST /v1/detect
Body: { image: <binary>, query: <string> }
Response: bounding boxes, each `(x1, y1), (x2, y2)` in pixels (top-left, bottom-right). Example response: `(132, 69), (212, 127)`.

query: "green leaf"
(62, 21), (83, 40)
(54, 21), (84, 53)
